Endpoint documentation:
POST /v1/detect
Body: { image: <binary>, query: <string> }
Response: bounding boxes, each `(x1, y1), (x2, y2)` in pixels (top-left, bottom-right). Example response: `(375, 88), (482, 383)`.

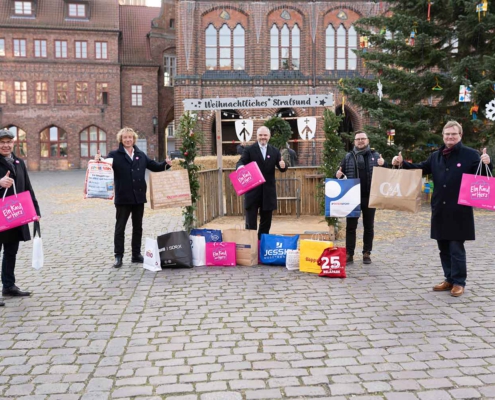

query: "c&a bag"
(259, 234), (299, 266)
(157, 231), (193, 268)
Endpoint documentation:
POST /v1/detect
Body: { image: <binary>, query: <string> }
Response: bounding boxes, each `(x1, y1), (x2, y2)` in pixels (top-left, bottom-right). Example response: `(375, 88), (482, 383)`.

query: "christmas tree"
(344, 0), (495, 161)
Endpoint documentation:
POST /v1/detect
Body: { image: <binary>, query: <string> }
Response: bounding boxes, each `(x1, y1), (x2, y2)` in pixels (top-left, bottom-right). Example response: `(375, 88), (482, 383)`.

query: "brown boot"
(450, 285), (465, 297)
(363, 252), (371, 264)
(433, 281), (454, 291)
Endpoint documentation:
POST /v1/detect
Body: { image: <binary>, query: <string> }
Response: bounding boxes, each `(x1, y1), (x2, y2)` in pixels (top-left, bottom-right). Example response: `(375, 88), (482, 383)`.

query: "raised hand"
(392, 151), (403, 166)
(481, 148), (491, 165)
(0, 171), (13, 189)
(377, 154), (385, 166)
(336, 166), (343, 179)
(95, 149), (101, 161)
(279, 160), (286, 169)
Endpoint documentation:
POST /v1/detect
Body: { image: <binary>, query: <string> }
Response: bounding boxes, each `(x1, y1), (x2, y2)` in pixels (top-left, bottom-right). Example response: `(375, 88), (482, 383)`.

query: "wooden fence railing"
(195, 169), (221, 226)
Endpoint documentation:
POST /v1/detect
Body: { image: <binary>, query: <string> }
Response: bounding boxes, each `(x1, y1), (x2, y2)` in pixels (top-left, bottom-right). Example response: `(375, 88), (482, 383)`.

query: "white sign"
(459, 85), (472, 102)
(183, 94), (334, 111)
(297, 117), (316, 140)
(235, 119), (253, 142)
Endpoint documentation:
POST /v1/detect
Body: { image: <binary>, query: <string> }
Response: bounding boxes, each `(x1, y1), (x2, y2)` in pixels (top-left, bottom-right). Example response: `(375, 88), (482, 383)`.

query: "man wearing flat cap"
(0, 129), (40, 307)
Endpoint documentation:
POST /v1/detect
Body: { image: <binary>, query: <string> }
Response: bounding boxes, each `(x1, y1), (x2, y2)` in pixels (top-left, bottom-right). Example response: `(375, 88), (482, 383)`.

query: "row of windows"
(0, 38), (108, 59)
(205, 23), (361, 71)
(12, 1), (88, 19)
(4, 125), (107, 159)
(0, 81), (109, 105)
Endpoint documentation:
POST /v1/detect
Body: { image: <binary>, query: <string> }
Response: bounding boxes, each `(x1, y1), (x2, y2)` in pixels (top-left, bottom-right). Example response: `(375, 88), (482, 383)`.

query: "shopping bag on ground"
(157, 231), (193, 268)
(143, 237), (161, 272)
(190, 229), (222, 243)
(222, 228), (258, 266)
(260, 234), (299, 266)
(458, 162), (495, 211)
(31, 221), (43, 270)
(229, 161), (266, 196)
(84, 159), (114, 200)
(0, 182), (38, 233)
(205, 242), (236, 266)
(318, 247), (346, 278)
(285, 249), (300, 271)
(190, 235), (206, 266)
(369, 167), (422, 213)
(325, 178), (361, 218)
(299, 238), (333, 274)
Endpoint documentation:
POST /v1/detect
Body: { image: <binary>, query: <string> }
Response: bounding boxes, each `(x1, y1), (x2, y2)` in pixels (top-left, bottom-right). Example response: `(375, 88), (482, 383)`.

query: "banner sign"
(183, 94), (334, 111)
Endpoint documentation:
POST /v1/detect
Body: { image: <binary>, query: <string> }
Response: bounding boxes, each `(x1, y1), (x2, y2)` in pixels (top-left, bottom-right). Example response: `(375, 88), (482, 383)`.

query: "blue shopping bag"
(190, 229), (222, 243)
(259, 234), (299, 266)
(325, 178), (361, 218)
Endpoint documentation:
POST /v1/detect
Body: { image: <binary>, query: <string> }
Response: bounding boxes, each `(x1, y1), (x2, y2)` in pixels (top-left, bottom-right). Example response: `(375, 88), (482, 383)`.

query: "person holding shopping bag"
(0, 129), (41, 305)
(392, 121), (492, 296)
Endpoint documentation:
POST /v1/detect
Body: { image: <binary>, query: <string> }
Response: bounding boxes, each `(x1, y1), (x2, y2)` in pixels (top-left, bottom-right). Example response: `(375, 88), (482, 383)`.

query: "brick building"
(0, 0), (176, 170)
(174, 0), (382, 165)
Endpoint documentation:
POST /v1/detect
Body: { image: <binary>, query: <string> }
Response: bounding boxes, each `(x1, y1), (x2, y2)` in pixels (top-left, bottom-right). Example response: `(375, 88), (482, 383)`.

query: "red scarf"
(442, 146), (454, 158)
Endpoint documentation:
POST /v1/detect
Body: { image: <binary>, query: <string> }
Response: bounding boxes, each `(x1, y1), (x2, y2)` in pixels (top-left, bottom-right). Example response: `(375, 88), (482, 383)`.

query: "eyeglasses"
(0, 141), (13, 146)
(354, 138), (368, 141)
(443, 133), (459, 137)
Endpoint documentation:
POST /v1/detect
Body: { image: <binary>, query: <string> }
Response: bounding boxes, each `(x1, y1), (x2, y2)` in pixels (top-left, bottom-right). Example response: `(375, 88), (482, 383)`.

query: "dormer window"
(14, 1), (33, 15)
(68, 3), (86, 18)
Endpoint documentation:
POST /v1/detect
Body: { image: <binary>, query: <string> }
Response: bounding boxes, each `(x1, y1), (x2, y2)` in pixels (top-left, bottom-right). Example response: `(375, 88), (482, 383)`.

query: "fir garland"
(175, 112), (204, 232)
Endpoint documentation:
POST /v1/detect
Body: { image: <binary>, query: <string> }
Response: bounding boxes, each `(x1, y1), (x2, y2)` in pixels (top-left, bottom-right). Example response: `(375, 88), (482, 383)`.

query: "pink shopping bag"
(206, 242), (237, 266)
(458, 171), (495, 211)
(0, 184), (38, 233)
(229, 162), (266, 196)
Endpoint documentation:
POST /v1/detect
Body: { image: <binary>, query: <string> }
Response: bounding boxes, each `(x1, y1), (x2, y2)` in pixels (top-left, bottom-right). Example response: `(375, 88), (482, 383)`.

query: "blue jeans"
(437, 240), (466, 287)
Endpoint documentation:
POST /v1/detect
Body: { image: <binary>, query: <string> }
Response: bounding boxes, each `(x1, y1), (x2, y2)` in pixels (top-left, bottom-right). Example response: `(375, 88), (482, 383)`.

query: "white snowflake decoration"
(486, 99), (495, 121)
(377, 79), (383, 101)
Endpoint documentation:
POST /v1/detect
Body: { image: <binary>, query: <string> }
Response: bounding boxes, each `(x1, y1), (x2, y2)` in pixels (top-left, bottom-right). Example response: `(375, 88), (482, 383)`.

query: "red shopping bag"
(458, 163), (495, 211)
(317, 247), (346, 278)
(0, 183), (38, 233)
(229, 162), (266, 196)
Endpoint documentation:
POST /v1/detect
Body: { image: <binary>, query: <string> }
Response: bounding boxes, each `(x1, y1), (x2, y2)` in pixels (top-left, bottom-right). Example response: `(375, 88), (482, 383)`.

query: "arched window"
(326, 23), (360, 70)
(270, 24), (300, 70)
(336, 25), (346, 70)
(80, 126), (107, 158)
(205, 23), (245, 71)
(325, 25), (335, 70)
(40, 126), (67, 158)
(2, 125), (27, 158)
(348, 26), (357, 70)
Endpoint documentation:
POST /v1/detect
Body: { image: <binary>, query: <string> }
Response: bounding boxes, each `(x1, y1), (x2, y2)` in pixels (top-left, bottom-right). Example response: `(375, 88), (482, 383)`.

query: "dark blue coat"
(108, 144), (170, 205)
(236, 143), (288, 210)
(402, 142), (493, 241)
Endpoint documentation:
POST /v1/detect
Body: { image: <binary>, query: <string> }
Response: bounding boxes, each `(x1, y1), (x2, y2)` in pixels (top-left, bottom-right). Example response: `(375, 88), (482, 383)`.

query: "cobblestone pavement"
(1, 170), (495, 400)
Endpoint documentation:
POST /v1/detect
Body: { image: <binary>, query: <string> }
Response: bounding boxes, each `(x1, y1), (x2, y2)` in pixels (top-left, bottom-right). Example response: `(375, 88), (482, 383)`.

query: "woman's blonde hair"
(116, 127), (138, 144)
(442, 121), (463, 136)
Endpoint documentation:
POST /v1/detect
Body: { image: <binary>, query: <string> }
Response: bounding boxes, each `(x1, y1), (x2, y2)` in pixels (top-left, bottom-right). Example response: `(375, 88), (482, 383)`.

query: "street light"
(152, 116), (158, 134)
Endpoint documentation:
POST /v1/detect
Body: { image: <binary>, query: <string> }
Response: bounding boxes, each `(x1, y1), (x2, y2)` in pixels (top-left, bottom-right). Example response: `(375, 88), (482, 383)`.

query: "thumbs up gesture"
(392, 151), (403, 166)
(336, 166), (344, 179)
(377, 154), (385, 166)
(0, 171), (13, 189)
(481, 148), (491, 165)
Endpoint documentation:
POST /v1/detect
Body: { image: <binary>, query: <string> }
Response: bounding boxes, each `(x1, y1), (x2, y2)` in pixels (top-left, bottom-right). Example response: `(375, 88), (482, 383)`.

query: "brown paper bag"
(149, 169), (192, 210)
(222, 228), (258, 266)
(369, 167), (422, 213)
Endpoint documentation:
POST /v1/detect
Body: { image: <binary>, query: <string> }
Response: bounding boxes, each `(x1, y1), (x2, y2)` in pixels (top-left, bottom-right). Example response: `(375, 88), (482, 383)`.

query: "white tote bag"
(190, 235), (206, 267)
(32, 221), (44, 270)
(143, 237), (161, 272)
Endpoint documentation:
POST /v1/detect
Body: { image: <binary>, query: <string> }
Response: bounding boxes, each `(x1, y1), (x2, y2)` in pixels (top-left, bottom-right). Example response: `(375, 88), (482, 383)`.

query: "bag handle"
(475, 159), (493, 178)
(2, 181), (17, 201)
(33, 220), (41, 238)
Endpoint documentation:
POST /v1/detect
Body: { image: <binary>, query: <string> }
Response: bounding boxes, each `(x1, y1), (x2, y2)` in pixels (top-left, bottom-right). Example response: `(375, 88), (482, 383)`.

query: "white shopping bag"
(32, 221), (44, 270)
(143, 237), (161, 272)
(190, 235), (206, 266)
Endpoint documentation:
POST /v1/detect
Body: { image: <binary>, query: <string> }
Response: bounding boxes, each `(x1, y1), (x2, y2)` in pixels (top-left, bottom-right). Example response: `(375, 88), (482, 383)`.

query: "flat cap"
(0, 129), (14, 140)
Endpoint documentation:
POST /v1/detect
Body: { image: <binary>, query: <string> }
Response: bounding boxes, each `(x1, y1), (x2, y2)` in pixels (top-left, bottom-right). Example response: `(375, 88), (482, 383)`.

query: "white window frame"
(75, 41), (87, 59)
(163, 54), (176, 87)
(14, 1), (32, 15)
(68, 3), (86, 18)
(0, 39), (5, 57)
(13, 39), (26, 57)
(95, 42), (108, 59)
(34, 39), (47, 58)
(131, 85), (142, 107)
(55, 40), (68, 58)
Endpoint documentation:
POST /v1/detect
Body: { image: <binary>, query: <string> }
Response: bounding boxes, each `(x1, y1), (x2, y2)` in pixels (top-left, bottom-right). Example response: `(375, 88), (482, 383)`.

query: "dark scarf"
(0, 154), (16, 176)
(352, 146), (371, 169)
(442, 146), (455, 159)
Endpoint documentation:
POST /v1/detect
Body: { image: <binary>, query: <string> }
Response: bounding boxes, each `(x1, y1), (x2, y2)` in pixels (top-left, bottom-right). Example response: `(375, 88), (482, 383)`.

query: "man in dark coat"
(335, 131), (386, 265)
(0, 129), (41, 305)
(236, 126), (288, 239)
(99, 127), (171, 268)
(393, 121), (492, 297)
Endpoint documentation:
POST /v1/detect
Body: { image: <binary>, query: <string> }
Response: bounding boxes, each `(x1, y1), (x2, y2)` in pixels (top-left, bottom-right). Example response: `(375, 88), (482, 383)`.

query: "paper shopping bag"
(222, 228), (258, 266)
(149, 169), (192, 210)
(190, 235), (206, 266)
(205, 242), (236, 266)
(84, 159), (114, 200)
(369, 167), (422, 213)
(318, 247), (346, 278)
(31, 221), (43, 270)
(325, 178), (361, 218)
(229, 162), (266, 196)
(299, 239), (333, 274)
(0, 183), (38, 233)
(458, 164), (495, 211)
(259, 234), (299, 266)
(143, 238), (161, 272)
(157, 231), (193, 268)
(190, 229), (222, 243)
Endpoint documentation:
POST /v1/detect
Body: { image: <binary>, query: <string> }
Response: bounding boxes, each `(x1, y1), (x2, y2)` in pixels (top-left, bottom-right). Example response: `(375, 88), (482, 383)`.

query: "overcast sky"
(147, 0), (161, 6)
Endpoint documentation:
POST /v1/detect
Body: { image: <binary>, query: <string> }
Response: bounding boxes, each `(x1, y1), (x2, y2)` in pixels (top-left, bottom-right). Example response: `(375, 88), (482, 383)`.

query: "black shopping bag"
(157, 231), (193, 268)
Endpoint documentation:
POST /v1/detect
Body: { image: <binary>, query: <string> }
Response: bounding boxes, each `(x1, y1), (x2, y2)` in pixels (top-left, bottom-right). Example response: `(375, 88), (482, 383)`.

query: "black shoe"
(346, 254), (354, 264)
(2, 286), (31, 297)
(363, 252), (372, 264)
(0, 300), (4, 307)
(113, 256), (123, 268)
(131, 254), (144, 263)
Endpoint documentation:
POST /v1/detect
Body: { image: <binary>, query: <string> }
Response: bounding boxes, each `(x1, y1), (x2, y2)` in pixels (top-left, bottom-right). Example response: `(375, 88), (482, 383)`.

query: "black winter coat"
(236, 143), (288, 210)
(402, 142), (493, 241)
(0, 155), (40, 243)
(108, 144), (170, 205)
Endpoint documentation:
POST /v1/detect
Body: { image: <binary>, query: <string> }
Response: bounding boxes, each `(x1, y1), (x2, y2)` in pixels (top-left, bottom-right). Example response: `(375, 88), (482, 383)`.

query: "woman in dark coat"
(98, 127), (171, 268)
(0, 129), (41, 305)
(393, 121), (492, 297)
